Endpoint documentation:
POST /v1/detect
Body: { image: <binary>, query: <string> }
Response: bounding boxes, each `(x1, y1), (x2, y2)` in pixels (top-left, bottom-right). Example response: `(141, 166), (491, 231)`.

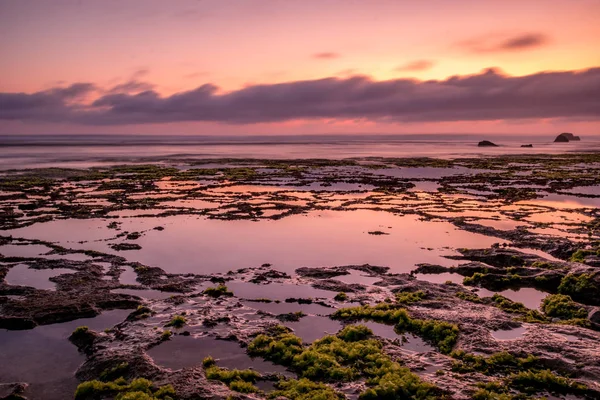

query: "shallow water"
(241, 300), (334, 316)
(0, 309), (131, 400)
(147, 335), (290, 375)
(491, 325), (528, 341)
(4, 264), (74, 290)
(478, 287), (548, 310)
(5, 210), (498, 275)
(111, 288), (178, 300)
(2, 148), (600, 398)
(284, 316), (343, 343)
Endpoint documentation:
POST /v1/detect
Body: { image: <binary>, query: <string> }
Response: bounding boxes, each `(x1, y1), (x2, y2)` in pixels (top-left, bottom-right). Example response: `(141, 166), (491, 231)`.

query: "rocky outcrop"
(554, 132), (581, 142)
(478, 140), (498, 147)
(521, 144), (533, 148)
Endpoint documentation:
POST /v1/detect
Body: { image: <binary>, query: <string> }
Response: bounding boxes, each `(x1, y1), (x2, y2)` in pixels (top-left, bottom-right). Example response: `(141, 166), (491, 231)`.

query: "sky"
(1, 0), (599, 135)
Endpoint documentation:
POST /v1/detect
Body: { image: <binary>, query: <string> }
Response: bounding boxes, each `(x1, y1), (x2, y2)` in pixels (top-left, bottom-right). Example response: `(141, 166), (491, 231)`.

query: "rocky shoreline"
(1, 154), (600, 399)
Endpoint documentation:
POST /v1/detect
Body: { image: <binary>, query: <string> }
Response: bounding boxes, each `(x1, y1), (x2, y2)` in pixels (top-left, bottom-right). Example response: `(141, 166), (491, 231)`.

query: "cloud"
(107, 80), (155, 94)
(1, 67), (599, 125)
(394, 60), (435, 72)
(500, 33), (548, 50)
(313, 52), (340, 60)
(461, 33), (550, 53)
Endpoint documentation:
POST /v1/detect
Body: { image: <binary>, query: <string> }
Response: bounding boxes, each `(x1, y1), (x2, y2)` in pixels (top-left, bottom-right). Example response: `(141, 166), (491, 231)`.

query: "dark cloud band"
(1, 67), (599, 125)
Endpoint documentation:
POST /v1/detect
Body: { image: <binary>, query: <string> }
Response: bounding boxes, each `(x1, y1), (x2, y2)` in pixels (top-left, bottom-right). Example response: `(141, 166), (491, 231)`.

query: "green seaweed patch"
(331, 303), (459, 354)
(203, 284), (234, 298)
(99, 362), (130, 382)
(490, 294), (548, 323)
(75, 377), (175, 400)
(165, 315), (187, 328)
(268, 378), (343, 400)
(541, 294), (590, 327)
(452, 352), (595, 398)
(248, 325), (442, 399)
(508, 369), (590, 396)
(451, 351), (538, 375)
(569, 249), (595, 263)
(395, 290), (426, 305)
(456, 291), (484, 303)
(334, 292), (348, 301)
(558, 272), (599, 305)
(160, 330), (172, 341)
(463, 272), (523, 290)
(72, 326), (89, 337)
(201, 357), (261, 394)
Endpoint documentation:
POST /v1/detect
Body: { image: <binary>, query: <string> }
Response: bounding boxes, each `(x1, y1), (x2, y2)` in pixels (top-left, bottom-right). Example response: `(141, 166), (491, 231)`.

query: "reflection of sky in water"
(0, 309), (131, 400)
(4, 210), (497, 275)
(147, 335), (291, 375)
(491, 325), (527, 341)
(477, 287), (548, 310)
(4, 264), (73, 290)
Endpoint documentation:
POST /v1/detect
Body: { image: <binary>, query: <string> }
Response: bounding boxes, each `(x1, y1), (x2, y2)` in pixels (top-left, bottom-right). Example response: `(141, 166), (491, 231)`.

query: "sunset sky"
(1, 0), (599, 135)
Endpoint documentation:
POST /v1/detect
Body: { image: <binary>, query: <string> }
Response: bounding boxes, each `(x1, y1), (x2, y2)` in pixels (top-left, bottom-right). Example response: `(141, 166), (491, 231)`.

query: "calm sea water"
(1, 134), (599, 169)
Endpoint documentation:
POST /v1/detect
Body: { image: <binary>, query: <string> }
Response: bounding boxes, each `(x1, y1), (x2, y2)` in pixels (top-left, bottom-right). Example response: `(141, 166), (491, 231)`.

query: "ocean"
(1, 133), (599, 170)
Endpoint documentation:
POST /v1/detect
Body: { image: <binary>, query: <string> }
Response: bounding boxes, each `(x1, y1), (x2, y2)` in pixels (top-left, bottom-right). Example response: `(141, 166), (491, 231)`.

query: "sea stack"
(554, 132), (581, 142)
(478, 140), (498, 147)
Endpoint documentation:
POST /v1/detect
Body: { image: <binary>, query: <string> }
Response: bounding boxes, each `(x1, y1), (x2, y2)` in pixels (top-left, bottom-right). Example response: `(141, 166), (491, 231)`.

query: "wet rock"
(554, 132), (581, 142)
(451, 248), (547, 268)
(478, 140), (498, 147)
(276, 311), (306, 322)
(110, 243), (142, 251)
(249, 269), (291, 283)
(589, 308), (600, 328)
(311, 279), (366, 293)
(69, 326), (99, 355)
(584, 255), (600, 267)
(0, 383), (28, 400)
(296, 267), (349, 279)
(0, 288), (139, 329)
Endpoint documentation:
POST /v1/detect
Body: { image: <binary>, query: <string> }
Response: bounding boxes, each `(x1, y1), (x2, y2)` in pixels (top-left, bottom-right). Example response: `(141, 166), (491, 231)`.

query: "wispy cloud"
(2, 67), (599, 125)
(313, 52), (340, 60)
(394, 60), (435, 72)
(460, 32), (550, 53)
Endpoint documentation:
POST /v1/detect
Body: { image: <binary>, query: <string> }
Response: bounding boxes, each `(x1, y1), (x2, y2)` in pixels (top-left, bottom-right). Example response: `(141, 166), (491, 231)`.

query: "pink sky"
(1, 0), (599, 135)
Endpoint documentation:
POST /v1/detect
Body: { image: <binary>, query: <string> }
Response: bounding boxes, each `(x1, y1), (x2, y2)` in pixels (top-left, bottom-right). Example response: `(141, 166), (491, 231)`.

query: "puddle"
(7, 210), (498, 275)
(0, 309), (131, 400)
(242, 300), (334, 316)
(335, 269), (381, 286)
(110, 288), (178, 300)
(119, 266), (139, 285)
(226, 281), (335, 301)
(561, 334), (580, 342)
(284, 316), (343, 343)
(476, 219), (525, 231)
(478, 287), (547, 310)
(4, 264), (74, 290)
(147, 335), (289, 375)
(0, 244), (53, 258)
(564, 185), (600, 196)
(491, 325), (527, 340)
(408, 181), (441, 192)
(512, 247), (562, 262)
(43, 253), (93, 262)
(519, 194), (600, 209)
(414, 272), (463, 284)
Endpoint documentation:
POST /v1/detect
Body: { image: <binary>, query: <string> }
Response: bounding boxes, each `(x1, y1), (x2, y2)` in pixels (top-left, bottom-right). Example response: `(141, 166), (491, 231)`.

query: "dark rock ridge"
(554, 132), (581, 142)
(478, 140), (498, 147)
(521, 144), (533, 148)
